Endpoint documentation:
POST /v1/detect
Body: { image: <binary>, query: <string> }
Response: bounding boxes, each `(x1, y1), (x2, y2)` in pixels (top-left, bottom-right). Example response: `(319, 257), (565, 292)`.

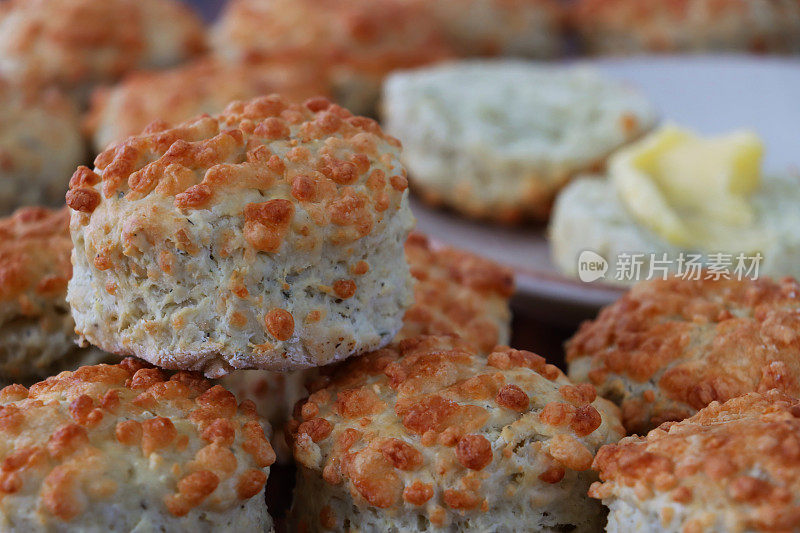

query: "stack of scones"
(5, 87), (631, 532)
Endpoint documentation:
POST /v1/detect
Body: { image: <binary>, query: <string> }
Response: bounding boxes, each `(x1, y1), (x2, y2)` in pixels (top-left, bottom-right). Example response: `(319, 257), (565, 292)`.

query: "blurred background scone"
(573, 0), (800, 55)
(288, 335), (624, 532)
(210, 0), (452, 115)
(413, 0), (565, 58)
(0, 207), (111, 384)
(67, 95), (414, 377)
(86, 57), (332, 151)
(0, 0), (205, 102)
(221, 232), (515, 460)
(0, 81), (83, 214)
(0, 358), (275, 531)
(592, 390), (800, 532)
(566, 276), (800, 434)
(549, 126), (800, 282)
(382, 61), (657, 223)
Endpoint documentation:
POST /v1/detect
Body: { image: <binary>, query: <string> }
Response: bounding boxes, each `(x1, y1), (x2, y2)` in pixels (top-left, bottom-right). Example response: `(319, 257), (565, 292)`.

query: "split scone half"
(549, 173), (800, 283)
(382, 61), (657, 223)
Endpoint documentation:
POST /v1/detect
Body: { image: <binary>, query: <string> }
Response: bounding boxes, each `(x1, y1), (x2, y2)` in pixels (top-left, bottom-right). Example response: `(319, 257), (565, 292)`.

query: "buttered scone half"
(382, 61), (657, 223)
(0, 81), (83, 214)
(210, 0), (452, 116)
(0, 0), (205, 103)
(287, 335), (624, 532)
(220, 233), (514, 459)
(67, 95), (415, 377)
(567, 276), (800, 435)
(87, 57), (332, 152)
(0, 207), (111, 384)
(573, 0), (800, 55)
(414, 0), (564, 57)
(0, 358), (275, 532)
(550, 171), (800, 283)
(592, 390), (800, 532)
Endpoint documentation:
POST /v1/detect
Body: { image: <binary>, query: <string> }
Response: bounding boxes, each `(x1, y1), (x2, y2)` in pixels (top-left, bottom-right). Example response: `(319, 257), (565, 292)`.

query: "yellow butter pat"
(611, 124), (764, 251)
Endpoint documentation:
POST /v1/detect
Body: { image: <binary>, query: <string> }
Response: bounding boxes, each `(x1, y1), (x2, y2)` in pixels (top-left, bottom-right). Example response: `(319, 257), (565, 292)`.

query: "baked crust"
(86, 58), (332, 151)
(0, 0), (205, 95)
(0, 82), (83, 213)
(573, 0), (800, 54)
(211, 0), (452, 114)
(400, 233), (514, 353)
(418, 0), (564, 57)
(288, 335), (624, 531)
(0, 207), (71, 317)
(567, 277), (800, 434)
(0, 358), (275, 528)
(221, 234), (514, 461)
(591, 390), (800, 532)
(68, 95), (414, 376)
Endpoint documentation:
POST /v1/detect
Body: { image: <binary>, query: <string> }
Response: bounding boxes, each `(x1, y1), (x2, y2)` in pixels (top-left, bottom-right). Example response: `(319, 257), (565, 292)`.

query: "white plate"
(412, 55), (800, 326)
(585, 55), (800, 173)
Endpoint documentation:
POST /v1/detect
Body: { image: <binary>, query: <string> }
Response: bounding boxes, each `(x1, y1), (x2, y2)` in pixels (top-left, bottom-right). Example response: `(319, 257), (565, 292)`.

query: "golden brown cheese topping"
(289, 335), (624, 527)
(591, 390), (800, 532)
(0, 77), (79, 129)
(69, 95), (408, 251)
(573, 0), (800, 54)
(213, 0), (452, 78)
(401, 233), (514, 353)
(0, 358), (274, 522)
(0, 207), (71, 315)
(567, 277), (800, 432)
(0, 0), (205, 89)
(86, 58), (333, 150)
(576, 0), (751, 22)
